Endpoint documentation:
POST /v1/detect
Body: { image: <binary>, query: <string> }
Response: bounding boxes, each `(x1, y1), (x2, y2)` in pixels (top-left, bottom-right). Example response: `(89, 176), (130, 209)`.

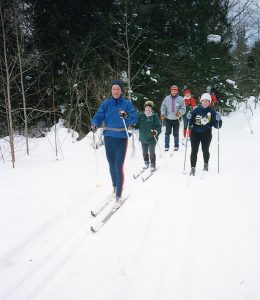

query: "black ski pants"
(141, 142), (156, 166)
(190, 128), (212, 168)
(165, 118), (180, 148)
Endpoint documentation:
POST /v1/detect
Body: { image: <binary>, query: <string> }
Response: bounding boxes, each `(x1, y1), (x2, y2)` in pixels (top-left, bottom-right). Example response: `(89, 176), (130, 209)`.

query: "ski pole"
(183, 119), (189, 173)
(121, 116), (137, 174)
(153, 135), (163, 157)
(217, 120), (220, 174)
(93, 131), (100, 187)
(153, 134), (169, 167)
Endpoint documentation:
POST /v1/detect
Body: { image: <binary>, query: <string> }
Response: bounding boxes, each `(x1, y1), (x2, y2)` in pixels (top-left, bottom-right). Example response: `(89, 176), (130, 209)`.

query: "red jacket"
(184, 96), (196, 112)
(210, 93), (217, 107)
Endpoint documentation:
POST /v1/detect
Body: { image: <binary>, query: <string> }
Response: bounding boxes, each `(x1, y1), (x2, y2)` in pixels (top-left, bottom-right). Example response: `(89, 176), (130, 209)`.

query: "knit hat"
(144, 100), (154, 108)
(170, 85), (178, 90)
(183, 89), (191, 95)
(200, 93), (212, 103)
(111, 80), (124, 93)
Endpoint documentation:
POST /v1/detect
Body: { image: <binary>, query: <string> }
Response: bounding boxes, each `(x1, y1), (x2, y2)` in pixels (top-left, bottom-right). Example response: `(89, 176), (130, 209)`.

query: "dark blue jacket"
(91, 96), (138, 138)
(190, 105), (222, 133)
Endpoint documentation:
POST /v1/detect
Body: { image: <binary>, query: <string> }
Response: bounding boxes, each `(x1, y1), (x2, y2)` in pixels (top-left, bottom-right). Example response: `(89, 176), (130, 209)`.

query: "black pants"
(190, 128), (212, 168)
(141, 143), (156, 165)
(165, 119), (180, 148)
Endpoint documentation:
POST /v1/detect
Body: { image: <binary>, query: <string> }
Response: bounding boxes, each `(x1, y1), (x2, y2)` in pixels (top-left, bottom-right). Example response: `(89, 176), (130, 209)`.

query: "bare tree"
(0, 2), (15, 167)
(13, 0), (29, 155)
(102, 0), (150, 101)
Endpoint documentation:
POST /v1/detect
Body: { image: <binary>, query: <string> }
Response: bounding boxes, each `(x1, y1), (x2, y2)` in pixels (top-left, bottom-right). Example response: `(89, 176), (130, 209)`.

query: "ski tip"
(90, 226), (96, 233)
(90, 211), (96, 217)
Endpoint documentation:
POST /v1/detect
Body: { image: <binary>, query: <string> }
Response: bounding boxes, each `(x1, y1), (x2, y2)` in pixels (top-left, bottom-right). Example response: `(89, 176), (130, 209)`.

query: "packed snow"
(1, 97), (260, 300)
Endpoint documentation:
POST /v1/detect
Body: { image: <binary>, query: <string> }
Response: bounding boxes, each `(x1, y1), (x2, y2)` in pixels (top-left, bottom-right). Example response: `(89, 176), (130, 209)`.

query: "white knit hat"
(200, 93), (212, 103)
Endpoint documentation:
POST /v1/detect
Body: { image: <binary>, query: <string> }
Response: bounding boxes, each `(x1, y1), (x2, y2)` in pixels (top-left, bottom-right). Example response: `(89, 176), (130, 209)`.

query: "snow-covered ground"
(1, 97), (260, 300)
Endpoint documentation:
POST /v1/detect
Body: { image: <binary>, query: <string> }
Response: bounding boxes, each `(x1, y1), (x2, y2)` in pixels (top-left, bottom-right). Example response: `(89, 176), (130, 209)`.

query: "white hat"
(200, 93), (212, 103)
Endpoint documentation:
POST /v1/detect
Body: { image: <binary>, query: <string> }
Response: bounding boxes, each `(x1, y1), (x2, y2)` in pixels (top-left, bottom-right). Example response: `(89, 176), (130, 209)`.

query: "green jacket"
(135, 112), (161, 144)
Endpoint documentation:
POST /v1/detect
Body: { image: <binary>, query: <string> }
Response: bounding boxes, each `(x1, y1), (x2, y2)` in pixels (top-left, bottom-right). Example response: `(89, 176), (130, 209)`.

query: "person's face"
(201, 99), (210, 108)
(184, 92), (191, 98)
(170, 88), (178, 96)
(144, 106), (152, 114)
(112, 85), (122, 99)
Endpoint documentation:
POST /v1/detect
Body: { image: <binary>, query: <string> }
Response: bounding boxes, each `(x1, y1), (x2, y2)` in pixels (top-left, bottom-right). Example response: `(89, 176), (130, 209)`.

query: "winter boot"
(143, 161), (149, 169)
(114, 196), (123, 209)
(203, 163), (208, 171)
(151, 163), (156, 172)
(190, 167), (195, 176)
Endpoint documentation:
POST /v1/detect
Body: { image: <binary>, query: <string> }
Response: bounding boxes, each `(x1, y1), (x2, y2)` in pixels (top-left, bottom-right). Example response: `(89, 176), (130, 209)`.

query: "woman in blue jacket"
(91, 80), (137, 208)
(187, 93), (222, 176)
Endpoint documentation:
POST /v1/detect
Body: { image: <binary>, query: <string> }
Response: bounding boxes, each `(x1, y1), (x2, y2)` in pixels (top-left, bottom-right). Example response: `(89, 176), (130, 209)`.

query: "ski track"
(1, 104), (260, 300)
(1, 211), (92, 299)
(0, 182), (112, 300)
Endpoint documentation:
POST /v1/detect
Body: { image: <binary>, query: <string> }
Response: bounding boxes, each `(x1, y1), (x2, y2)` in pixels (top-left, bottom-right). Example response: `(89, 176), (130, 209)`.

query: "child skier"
(135, 101), (161, 172)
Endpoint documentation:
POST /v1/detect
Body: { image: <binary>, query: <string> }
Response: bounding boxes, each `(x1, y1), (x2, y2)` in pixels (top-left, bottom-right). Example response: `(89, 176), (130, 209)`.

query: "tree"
(248, 41), (260, 99)
(0, 0), (16, 167)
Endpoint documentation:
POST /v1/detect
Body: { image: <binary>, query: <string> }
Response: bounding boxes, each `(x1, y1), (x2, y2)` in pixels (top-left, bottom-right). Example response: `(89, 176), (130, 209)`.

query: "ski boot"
(143, 161), (149, 169)
(114, 196), (122, 209)
(190, 167), (195, 176)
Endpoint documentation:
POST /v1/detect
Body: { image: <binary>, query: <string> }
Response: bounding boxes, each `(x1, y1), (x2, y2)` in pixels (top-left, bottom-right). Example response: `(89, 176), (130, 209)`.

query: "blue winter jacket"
(91, 96), (138, 138)
(190, 105), (222, 133)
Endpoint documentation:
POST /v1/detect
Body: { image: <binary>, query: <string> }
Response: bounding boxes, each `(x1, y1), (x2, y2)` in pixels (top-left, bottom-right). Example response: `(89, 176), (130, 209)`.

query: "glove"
(186, 112), (192, 120)
(151, 129), (158, 136)
(216, 112), (221, 121)
(128, 124), (135, 130)
(119, 110), (128, 119)
(91, 125), (97, 133)
(161, 114), (165, 120)
(176, 111), (182, 118)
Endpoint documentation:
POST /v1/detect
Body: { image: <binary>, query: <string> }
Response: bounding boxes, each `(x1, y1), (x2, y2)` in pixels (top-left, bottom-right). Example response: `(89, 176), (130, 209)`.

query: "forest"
(1, 0), (260, 149)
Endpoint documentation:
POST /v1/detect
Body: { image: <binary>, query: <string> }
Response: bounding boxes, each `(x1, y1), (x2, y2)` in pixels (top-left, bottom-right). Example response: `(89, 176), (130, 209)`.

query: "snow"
(207, 34), (221, 43)
(226, 79), (236, 86)
(1, 97), (260, 300)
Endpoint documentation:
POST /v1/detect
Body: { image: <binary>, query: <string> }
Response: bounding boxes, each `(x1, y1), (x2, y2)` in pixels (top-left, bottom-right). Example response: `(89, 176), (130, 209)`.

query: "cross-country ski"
(90, 194), (131, 233)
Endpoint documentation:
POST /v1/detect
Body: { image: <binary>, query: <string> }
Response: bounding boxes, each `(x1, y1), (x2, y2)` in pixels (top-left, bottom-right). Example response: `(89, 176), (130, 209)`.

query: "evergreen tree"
(247, 40), (260, 100)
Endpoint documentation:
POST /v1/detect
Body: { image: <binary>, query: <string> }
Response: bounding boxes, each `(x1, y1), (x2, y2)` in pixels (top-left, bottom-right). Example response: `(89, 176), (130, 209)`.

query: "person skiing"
(91, 80), (138, 208)
(160, 85), (186, 151)
(187, 92), (222, 176)
(182, 89), (196, 143)
(135, 101), (161, 172)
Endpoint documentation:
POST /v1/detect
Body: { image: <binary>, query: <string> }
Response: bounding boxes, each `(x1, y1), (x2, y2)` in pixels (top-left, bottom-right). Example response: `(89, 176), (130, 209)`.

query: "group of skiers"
(91, 80), (222, 208)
